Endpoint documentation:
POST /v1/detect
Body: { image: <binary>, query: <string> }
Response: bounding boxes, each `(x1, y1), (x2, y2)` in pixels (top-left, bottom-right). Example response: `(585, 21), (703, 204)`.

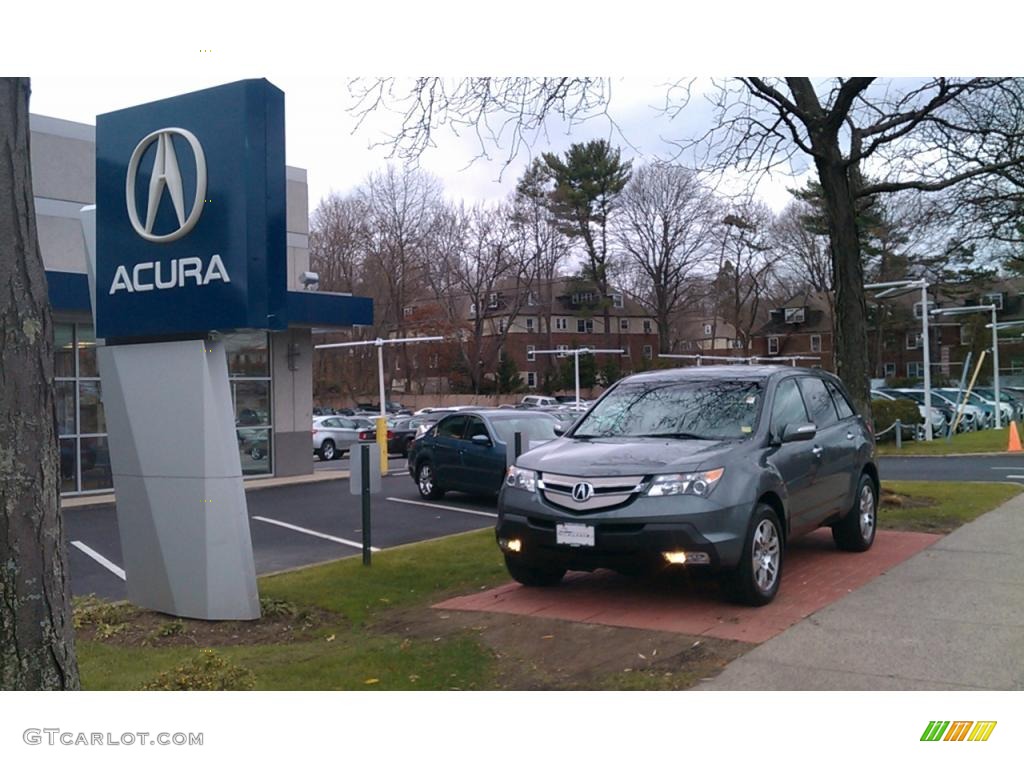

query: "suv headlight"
(505, 466), (537, 492)
(645, 468), (724, 498)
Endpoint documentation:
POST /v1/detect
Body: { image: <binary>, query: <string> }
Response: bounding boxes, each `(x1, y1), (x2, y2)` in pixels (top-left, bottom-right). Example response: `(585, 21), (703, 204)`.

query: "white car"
(312, 415), (374, 461)
(871, 389), (945, 437)
(942, 389), (1013, 425)
(891, 389), (983, 431)
(520, 395), (558, 407)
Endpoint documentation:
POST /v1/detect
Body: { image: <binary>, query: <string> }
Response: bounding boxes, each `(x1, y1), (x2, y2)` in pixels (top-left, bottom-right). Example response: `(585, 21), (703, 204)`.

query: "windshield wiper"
(634, 432), (711, 440)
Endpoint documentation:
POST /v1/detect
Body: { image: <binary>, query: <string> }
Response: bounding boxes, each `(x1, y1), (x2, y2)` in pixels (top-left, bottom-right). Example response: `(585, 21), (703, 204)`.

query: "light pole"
(932, 305), (1001, 428)
(866, 279), (933, 439)
(532, 347), (624, 406)
(316, 335), (444, 472)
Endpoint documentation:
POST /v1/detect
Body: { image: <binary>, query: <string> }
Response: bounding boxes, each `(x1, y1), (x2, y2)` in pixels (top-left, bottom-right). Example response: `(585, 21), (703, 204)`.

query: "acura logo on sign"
(125, 127), (207, 243)
(571, 482), (594, 502)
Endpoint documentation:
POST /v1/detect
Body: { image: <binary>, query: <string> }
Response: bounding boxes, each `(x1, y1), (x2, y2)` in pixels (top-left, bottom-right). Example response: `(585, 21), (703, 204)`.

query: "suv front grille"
(538, 472), (644, 513)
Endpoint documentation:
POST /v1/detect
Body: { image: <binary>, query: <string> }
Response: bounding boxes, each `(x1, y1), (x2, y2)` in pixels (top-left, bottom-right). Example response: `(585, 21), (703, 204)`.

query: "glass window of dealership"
(57, 323), (276, 495)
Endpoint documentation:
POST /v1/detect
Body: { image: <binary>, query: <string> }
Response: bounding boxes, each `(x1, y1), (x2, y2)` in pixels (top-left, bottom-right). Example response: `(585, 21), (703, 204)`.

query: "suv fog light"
(499, 538), (522, 553)
(663, 551), (710, 565)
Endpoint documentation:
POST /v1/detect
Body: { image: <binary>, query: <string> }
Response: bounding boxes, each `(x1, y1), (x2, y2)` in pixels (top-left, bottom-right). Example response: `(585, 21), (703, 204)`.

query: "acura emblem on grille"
(571, 482), (594, 502)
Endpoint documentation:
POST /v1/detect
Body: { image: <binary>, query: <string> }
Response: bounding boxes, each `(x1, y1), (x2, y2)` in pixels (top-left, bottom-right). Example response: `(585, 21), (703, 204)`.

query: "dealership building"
(32, 108), (371, 497)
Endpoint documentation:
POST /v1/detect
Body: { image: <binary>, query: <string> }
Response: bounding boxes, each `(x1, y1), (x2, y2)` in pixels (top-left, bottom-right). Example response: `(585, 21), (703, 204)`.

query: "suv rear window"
(824, 379), (855, 420)
(798, 377), (839, 428)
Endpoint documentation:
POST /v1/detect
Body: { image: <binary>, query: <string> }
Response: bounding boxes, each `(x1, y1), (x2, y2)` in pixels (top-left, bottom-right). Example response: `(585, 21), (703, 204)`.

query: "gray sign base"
(98, 339), (261, 620)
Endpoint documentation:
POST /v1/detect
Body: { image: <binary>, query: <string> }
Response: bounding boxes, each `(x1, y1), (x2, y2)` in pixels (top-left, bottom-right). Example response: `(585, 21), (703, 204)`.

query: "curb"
(62, 465), (410, 509)
(879, 451), (1022, 458)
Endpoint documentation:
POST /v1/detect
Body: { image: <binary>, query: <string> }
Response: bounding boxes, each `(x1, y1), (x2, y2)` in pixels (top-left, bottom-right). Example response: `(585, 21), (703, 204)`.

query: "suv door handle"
(811, 445), (823, 457)
(846, 432), (855, 440)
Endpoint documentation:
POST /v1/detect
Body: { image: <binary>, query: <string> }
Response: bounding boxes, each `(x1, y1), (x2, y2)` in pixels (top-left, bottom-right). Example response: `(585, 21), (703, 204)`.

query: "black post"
(514, 431), (522, 461)
(361, 443), (371, 566)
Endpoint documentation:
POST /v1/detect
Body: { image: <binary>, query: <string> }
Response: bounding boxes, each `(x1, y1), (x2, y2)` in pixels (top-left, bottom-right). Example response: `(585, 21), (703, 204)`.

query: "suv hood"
(515, 436), (735, 477)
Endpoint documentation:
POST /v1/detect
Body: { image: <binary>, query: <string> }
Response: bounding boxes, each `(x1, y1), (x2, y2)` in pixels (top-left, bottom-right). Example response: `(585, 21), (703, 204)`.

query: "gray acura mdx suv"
(497, 366), (878, 605)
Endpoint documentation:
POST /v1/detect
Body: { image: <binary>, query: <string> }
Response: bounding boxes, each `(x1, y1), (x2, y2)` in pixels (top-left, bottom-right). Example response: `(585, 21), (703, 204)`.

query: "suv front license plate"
(556, 522), (595, 547)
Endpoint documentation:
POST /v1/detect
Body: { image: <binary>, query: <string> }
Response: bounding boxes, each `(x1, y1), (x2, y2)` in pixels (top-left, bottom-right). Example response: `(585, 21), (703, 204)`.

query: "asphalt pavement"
(64, 462), (498, 601)
(64, 452), (1024, 605)
(880, 454), (1024, 484)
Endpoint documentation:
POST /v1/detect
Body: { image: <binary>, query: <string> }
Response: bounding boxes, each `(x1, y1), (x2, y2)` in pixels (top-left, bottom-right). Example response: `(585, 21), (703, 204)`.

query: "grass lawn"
(76, 481), (1021, 690)
(78, 529), (511, 691)
(876, 426), (1017, 455)
(880, 480), (1021, 533)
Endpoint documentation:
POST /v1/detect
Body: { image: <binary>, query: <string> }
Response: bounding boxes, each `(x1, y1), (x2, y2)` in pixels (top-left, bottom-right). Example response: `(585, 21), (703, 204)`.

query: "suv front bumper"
(497, 486), (756, 572)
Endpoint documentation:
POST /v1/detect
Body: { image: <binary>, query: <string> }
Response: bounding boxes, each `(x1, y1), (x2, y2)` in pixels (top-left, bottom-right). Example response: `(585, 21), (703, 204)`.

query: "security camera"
(300, 271), (320, 290)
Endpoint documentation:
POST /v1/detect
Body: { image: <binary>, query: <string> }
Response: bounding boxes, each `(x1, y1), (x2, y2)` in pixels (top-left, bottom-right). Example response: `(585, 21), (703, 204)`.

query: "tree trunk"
(0, 77), (80, 690)
(814, 153), (873, 417)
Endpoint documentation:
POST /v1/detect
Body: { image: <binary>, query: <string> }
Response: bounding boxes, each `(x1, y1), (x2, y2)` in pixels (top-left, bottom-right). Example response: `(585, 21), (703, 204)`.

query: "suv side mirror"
(781, 422), (817, 443)
(553, 424), (566, 436)
(470, 434), (492, 447)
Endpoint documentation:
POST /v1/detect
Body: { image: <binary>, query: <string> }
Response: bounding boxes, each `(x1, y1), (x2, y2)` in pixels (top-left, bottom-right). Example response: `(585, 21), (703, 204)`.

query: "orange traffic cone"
(1009, 421), (1023, 453)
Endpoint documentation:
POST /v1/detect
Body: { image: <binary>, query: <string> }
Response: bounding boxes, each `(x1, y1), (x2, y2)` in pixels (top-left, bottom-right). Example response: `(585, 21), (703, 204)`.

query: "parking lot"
(67, 450), (1024, 601)
(64, 463), (497, 600)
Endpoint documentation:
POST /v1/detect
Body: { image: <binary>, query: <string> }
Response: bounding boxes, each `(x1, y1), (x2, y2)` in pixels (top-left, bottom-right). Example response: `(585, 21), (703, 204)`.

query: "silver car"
(312, 415), (373, 461)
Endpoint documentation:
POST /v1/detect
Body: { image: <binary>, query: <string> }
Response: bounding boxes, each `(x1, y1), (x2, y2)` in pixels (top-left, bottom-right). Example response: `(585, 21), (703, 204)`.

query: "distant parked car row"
(873, 385), (1024, 437)
(311, 395), (598, 462)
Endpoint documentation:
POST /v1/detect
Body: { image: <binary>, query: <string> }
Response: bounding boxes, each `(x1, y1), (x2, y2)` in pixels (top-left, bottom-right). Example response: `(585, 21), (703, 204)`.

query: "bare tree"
(310, 193), (369, 294)
(308, 193), (378, 402)
(616, 163), (718, 353)
(0, 77), (80, 689)
(685, 77), (1024, 412)
(712, 202), (778, 356)
(347, 76), (1024, 414)
(422, 203), (533, 393)
(359, 166), (443, 394)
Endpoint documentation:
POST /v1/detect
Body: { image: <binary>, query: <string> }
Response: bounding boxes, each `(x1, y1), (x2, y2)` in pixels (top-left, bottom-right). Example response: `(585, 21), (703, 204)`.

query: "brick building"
(394, 278), (661, 393)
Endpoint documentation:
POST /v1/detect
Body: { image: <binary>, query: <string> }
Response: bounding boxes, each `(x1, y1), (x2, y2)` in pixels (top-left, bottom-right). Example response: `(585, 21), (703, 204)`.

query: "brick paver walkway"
(435, 529), (940, 643)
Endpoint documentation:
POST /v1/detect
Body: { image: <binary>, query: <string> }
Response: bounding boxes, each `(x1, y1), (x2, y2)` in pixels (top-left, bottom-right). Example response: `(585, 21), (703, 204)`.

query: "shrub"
(141, 649), (256, 691)
(872, 398), (922, 441)
(73, 594), (137, 639)
(259, 597), (298, 619)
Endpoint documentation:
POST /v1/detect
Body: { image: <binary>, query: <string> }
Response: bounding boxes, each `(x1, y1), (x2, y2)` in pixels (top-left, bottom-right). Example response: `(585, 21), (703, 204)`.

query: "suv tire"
(504, 556), (565, 587)
(729, 504), (783, 606)
(832, 474), (877, 552)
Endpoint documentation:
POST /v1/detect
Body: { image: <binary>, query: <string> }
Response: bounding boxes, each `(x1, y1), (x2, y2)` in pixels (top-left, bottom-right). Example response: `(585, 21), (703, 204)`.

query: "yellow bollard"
(376, 415), (389, 476)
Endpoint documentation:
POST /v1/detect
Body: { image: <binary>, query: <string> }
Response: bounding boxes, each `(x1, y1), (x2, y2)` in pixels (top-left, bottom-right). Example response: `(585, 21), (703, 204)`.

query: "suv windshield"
(572, 379), (763, 440)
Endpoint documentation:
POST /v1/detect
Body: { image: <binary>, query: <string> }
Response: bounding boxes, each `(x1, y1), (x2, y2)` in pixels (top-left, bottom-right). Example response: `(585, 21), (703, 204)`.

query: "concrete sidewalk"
(698, 493), (1024, 690)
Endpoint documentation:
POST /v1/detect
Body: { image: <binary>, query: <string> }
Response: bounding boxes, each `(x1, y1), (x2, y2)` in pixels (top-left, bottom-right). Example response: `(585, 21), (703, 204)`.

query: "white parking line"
(1005, 475), (1024, 480)
(71, 541), (126, 580)
(991, 466), (1024, 470)
(386, 497), (498, 519)
(253, 516), (381, 551)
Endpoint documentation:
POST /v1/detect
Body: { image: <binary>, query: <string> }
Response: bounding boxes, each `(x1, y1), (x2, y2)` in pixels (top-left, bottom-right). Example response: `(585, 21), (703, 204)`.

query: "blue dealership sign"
(96, 79), (286, 339)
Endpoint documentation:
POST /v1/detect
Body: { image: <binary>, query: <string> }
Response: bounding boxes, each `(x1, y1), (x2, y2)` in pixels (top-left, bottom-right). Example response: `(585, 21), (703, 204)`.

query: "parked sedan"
(884, 389), (982, 431)
(498, 366), (878, 606)
(408, 410), (560, 498)
(972, 388), (1023, 422)
(871, 389), (946, 438)
(361, 417), (422, 457)
(312, 416), (374, 461)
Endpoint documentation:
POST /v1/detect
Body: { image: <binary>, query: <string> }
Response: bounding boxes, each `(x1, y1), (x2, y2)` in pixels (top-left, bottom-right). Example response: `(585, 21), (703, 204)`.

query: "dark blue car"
(408, 409), (560, 499)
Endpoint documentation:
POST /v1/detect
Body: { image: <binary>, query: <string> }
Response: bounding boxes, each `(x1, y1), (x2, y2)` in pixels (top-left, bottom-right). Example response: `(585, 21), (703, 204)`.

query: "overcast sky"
(24, 74), (810, 213)
(9, 3), (1023, 218)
